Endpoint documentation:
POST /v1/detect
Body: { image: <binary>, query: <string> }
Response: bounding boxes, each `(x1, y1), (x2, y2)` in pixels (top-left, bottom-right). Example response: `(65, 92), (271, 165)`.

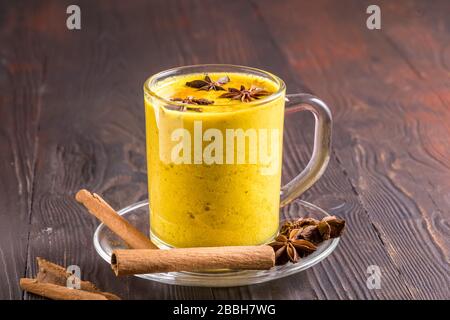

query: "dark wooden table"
(0, 0), (449, 300)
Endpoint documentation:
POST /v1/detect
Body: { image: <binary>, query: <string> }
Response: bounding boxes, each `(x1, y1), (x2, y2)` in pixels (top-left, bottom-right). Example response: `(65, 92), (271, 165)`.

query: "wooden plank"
(191, 0), (414, 300)
(0, 2), (45, 299)
(379, 0), (450, 218)
(0, 0), (403, 300)
(21, 0), (157, 299)
(149, 0), (413, 299)
(0, 0), (421, 299)
(255, 0), (449, 299)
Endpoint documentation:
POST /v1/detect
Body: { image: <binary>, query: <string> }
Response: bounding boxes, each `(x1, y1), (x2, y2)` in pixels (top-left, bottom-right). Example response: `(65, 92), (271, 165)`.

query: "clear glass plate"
(93, 199), (339, 287)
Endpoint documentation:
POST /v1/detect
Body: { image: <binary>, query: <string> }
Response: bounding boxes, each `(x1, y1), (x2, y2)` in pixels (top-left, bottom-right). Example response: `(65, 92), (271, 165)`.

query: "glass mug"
(143, 65), (332, 248)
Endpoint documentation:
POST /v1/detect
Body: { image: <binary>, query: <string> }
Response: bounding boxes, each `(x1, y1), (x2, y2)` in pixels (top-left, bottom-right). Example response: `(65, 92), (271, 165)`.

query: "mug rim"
(143, 64), (286, 111)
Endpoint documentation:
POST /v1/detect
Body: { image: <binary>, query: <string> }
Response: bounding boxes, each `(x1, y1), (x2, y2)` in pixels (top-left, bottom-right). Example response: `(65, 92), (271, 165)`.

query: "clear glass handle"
(280, 94), (332, 207)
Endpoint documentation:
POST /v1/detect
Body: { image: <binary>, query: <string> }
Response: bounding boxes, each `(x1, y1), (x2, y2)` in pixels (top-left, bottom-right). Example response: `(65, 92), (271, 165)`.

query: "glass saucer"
(93, 199), (339, 287)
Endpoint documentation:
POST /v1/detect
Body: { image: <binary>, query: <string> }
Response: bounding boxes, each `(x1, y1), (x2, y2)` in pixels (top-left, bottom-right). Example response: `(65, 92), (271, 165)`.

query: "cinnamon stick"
(76, 189), (157, 249)
(111, 245), (275, 276)
(36, 257), (120, 300)
(20, 279), (108, 300)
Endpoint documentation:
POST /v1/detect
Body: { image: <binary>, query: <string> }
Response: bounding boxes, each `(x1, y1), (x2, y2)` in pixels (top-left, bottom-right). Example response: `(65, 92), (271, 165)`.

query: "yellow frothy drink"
(144, 69), (285, 247)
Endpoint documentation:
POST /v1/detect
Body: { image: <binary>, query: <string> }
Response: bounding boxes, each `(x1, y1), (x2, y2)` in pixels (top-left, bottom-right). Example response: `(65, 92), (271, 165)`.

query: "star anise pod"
(280, 216), (345, 244)
(297, 221), (330, 244)
(170, 97), (214, 105)
(186, 74), (230, 91)
(322, 216), (346, 238)
(219, 85), (271, 102)
(269, 229), (317, 265)
(280, 217), (319, 236)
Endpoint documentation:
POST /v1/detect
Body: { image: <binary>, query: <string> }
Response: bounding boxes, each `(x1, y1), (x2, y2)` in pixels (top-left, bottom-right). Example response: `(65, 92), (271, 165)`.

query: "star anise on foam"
(219, 85), (271, 102)
(170, 96), (214, 105)
(186, 74), (230, 91)
(269, 229), (317, 265)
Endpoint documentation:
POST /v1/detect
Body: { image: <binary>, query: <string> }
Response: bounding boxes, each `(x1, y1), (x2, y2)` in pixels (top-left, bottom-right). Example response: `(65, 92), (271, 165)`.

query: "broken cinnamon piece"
(36, 257), (120, 300)
(20, 278), (108, 300)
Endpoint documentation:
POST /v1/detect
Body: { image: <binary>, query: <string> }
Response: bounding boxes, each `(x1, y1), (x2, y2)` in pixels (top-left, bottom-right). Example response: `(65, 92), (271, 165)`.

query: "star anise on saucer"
(280, 217), (319, 236)
(280, 216), (346, 245)
(268, 229), (317, 265)
(269, 216), (346, 265)
(171, 96), (214, 105)
(186, 74), (230, 91)
(219, 85), (271, 102)
(322, 216), (346, 238)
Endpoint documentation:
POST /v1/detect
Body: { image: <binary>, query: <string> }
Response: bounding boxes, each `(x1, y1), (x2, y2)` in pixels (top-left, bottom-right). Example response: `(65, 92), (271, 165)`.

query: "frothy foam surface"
(151, 72), (280, 106)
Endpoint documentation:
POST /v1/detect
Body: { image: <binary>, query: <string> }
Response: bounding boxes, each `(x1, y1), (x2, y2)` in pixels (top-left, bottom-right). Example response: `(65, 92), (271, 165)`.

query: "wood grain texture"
(255, 0), (450, 299)
(0, 1), (47, 299)
(0, 0), (448, 300)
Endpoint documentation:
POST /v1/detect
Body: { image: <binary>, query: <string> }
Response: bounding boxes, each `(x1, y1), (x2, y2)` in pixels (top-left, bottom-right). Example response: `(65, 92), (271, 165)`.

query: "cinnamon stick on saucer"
(76, 189), (157, 249)
(111, 245), (275, 276)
